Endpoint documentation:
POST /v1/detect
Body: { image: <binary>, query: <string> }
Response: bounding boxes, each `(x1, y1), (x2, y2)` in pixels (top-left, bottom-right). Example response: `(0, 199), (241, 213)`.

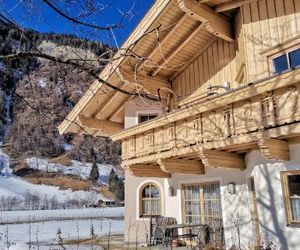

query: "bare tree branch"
(0, 51), (161, 102)
(42, 0), (127, 31)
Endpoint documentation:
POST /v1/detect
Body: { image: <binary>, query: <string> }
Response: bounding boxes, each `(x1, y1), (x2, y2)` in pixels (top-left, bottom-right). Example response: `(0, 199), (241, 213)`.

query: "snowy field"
(0, 172), (106, 202)
(26, 157), (119, 184)
(0, 149), (118, 212)
(0, 207), (124, 224)
(0, 217), (124, 250)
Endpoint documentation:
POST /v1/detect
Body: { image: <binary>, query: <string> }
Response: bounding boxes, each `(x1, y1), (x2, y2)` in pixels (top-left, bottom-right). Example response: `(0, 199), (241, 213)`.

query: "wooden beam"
(58, 0), (173, 135)
(177, 0), (234, 42)
(128, 164), (171, 178)
(199, 149), (245, 169)
(97, 90), (129, 119)
(109, 105), (125, 122)
(117, 67), (170, 98)
(258, 138), (290, 161)
(137, 14), (189, 71)
(96, 79), (137, 120)
(78, 116), (123, 134)
(215, 0), (259, 13)
(158, 158), (205, 175)
(152, 22), (205, 76)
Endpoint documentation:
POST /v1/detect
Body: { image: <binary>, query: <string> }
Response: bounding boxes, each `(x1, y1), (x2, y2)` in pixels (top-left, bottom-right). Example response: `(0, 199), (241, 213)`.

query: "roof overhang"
(58, 0), (243, 137)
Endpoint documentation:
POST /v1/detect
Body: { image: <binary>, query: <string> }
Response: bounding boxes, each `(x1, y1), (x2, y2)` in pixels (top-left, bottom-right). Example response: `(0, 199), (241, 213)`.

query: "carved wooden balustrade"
(111, 70), (300, 167)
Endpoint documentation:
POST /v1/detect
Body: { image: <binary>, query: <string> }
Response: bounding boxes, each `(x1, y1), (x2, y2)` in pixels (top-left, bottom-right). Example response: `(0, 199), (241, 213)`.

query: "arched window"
(140, 183), (161, 217)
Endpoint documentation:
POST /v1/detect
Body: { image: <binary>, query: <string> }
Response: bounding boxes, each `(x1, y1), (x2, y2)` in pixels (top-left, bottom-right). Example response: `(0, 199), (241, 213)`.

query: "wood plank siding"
(172, 0), (300, 107)
(172, 37), (238, 106)
(242, 0), (300, 81)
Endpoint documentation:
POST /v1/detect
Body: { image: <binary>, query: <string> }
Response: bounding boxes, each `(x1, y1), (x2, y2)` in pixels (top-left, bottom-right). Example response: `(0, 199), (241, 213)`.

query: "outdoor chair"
(150, 215), (177, 246)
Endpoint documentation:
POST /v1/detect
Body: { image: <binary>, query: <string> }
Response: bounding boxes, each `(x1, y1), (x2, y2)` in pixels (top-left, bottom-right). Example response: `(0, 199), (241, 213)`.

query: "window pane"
(212, 201), (221, 217)
(185, 186), (192, 200)
(185, 201), (192, 215)
(148, 115), (157, 120)
(289, 49), (300, 68)
(192, 185), (200, 199)
(288, 175), (300, 196)
(203, 185), (211, 199)
(186, 216), (192, 223)
(151, 199), (160, 214)
(291, 199), (300, 221)
(273, 54), (289, 73)
(192, 201), (201, 216)
(142, 185), (151, 198)
(142, 199), (150, 214)
(151, 185), (160, 198)
(139, 115), (157, 123)
(211, 184), (221, 199)
(204, 200), (212, 215)
(192, 216), (201, 224)
(288, 174), (300, 221)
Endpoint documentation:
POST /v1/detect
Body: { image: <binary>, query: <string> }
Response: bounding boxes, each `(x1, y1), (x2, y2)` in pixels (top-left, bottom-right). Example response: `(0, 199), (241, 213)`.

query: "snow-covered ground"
(0, 218), (124, 250)
(0, 150), (116, 212)
(26, 157), (118, 184)
(0, 172), (106, 203)
(0, 207), (124, 224)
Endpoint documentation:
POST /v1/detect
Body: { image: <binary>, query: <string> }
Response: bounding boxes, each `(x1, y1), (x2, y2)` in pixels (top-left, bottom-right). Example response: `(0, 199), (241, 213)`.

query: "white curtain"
(291, 199), (300, 221)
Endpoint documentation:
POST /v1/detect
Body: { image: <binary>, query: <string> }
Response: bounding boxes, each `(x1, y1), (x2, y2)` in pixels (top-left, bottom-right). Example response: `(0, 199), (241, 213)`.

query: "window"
(138, 114), (157, 124)
(272, 48), (300, 74)
(273, 54), (289, 73)
(289, 49), (300, 68)
(182, 182), (223, 229)
(281, 171), (300, 225)
(140, 183), (161, 217)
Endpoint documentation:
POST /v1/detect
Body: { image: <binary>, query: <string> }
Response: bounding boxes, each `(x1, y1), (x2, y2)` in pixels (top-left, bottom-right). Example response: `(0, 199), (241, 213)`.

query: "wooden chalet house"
(59, 0), (300, 248)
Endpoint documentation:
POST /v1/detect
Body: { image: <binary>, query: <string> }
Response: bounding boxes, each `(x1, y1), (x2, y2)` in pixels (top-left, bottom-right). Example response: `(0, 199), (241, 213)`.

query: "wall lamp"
(168, 187), (175, 197)
(227, 182), (236, 195)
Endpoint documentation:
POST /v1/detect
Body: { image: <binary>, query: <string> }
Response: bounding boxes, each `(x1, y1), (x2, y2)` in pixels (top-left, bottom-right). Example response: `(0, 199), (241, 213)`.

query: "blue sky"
(1, 0), (154, 45)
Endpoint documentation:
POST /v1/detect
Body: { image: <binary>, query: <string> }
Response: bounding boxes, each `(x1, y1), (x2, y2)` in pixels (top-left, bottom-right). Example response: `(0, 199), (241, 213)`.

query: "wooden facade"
(59, 0), (300, 178)
(112, 70), (300, 168)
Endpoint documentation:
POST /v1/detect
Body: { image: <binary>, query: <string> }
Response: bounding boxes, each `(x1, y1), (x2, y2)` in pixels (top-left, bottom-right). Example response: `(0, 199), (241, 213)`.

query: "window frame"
(139, 183), (161, 217)
(268, 44), (300, 75)
(181, 181), (223, 229)
(281, 170), (300, 226)
(138, 114), (158, 124)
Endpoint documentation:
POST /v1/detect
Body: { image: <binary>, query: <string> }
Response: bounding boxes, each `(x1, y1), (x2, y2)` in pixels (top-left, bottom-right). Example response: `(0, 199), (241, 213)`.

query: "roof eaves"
(58, 0), (173, 135)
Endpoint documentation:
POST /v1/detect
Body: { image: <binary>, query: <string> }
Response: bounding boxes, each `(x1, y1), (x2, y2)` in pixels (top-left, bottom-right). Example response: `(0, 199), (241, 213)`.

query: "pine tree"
(108, 169), (124, 201)
(108, 169), (116, 186)
(89, 160), (99, 183)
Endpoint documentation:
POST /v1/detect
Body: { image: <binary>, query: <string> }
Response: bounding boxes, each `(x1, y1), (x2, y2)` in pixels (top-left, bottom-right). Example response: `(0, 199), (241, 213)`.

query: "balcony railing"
(111, 69), (300, 164)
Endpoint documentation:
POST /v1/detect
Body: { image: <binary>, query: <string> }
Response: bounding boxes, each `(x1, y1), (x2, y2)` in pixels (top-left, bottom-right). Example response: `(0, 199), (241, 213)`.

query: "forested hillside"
(0, 19), (121, 168)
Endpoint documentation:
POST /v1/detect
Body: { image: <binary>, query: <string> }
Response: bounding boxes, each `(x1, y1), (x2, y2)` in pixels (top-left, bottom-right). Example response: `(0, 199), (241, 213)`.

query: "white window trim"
(135, 110), (160, 125)
(263, 38), (300, 75)
(136, 180), (164, 221)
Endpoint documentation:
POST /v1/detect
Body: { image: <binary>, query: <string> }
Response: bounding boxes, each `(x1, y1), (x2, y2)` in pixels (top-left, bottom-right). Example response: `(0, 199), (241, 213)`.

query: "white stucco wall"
(124, 146), (300, 249)
(123, 98), (300, 249)
(124, 97), (162, 128)
(124, 170), (165, 243)
(245, 144), (300, 250)
(163, 167), (254, 248)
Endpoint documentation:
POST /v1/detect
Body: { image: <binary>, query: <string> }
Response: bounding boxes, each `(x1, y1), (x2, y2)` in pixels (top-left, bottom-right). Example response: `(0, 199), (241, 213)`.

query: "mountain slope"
(0, 21), (123, 204)
(0, 21), (121, 166)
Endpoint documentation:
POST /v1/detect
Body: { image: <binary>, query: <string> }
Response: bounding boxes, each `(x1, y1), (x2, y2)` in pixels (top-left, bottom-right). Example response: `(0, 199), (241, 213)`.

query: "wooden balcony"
(111, 69), (300, 176)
